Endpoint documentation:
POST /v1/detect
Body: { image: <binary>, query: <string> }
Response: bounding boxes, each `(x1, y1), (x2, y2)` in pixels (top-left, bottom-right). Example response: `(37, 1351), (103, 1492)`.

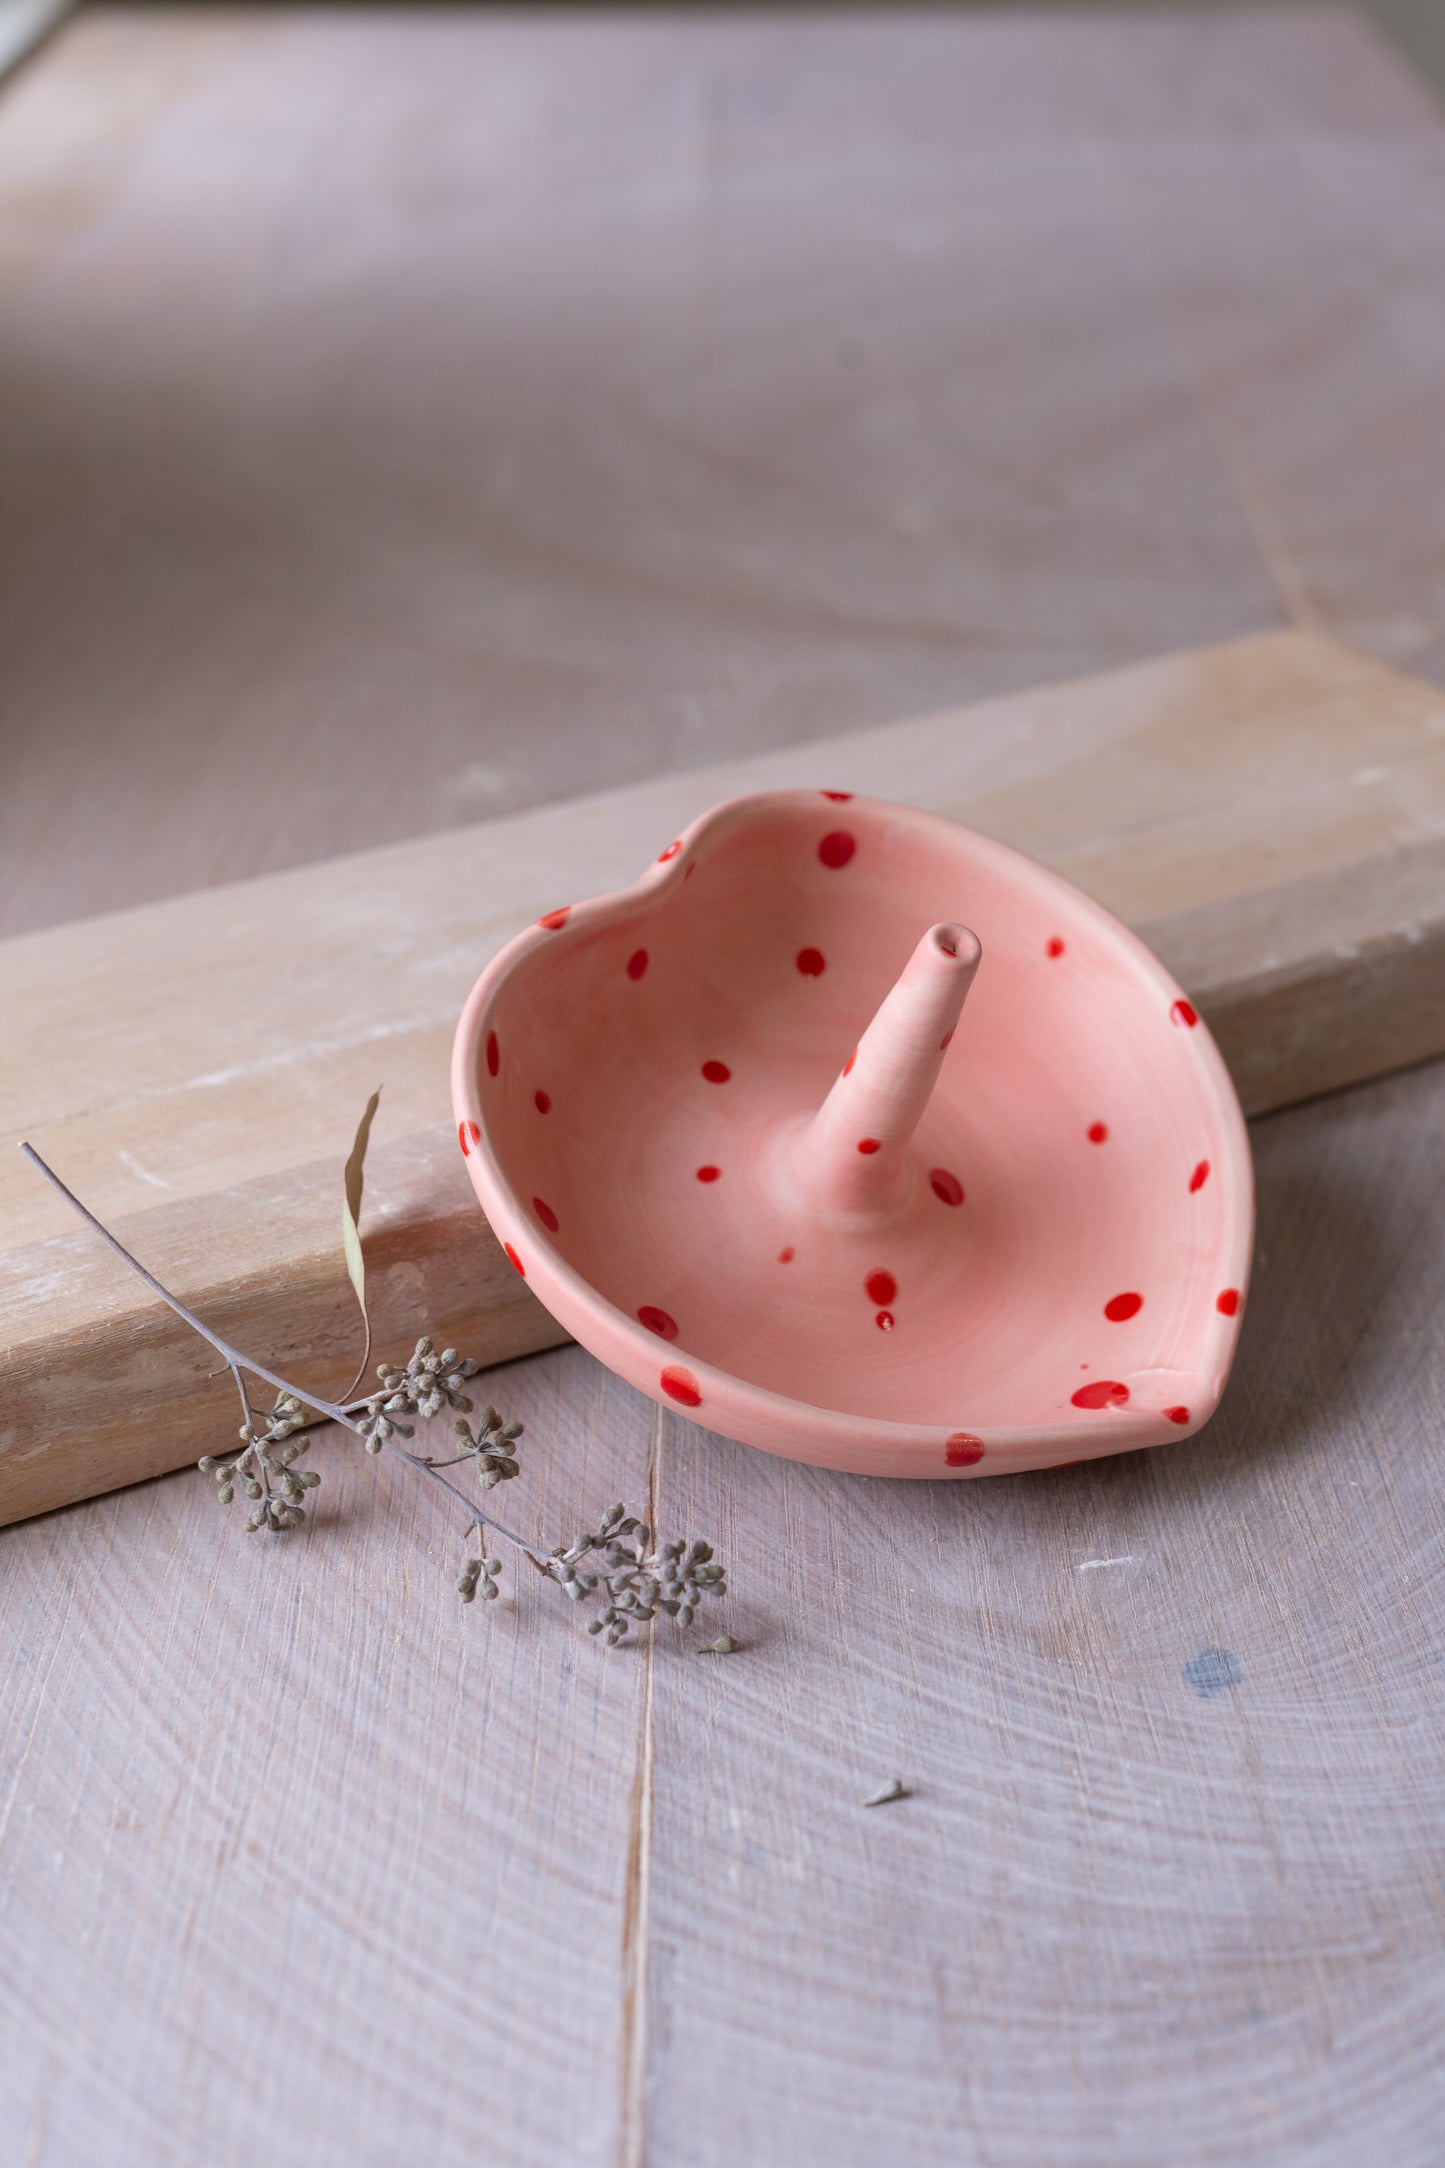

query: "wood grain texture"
(1, 7), (1443, 945)
(5, 627), (1445, 1527)
(644, 1055), (1445, 2168)
(3, 12), (1445, 2164)
(2, 1048), (1442, 2168)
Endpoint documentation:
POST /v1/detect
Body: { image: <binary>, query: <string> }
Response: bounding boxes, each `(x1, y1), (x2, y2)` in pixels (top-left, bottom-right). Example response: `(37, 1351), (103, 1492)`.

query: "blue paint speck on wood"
(1184, 1648), (1242, 1698)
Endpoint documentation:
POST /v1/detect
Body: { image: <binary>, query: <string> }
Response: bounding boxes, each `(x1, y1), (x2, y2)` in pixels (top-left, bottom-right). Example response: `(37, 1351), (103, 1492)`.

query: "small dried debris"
(698, 1634), (741, 1655)
(862, 1777), (911, 1807)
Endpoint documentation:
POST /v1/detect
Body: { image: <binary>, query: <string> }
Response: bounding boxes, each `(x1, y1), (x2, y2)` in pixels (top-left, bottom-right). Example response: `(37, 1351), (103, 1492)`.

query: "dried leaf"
(340, 1089), (381, 1399)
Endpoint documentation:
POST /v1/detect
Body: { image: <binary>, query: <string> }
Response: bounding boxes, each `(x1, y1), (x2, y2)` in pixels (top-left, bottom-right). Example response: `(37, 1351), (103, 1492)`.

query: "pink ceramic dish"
(452, 792), (1253, 1479)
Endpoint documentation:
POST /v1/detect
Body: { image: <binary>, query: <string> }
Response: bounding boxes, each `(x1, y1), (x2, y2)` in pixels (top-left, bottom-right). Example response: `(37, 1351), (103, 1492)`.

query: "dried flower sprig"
(530, 1504), (726, 1645)
(450, 1405), (525, 1487)
(200, 1378), (315, 1531)
(20, 1128), (728, 1647)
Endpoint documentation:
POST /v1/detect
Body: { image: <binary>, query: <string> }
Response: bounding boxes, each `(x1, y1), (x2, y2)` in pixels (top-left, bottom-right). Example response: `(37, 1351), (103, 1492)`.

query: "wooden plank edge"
(1142, 835), (1445, 1115)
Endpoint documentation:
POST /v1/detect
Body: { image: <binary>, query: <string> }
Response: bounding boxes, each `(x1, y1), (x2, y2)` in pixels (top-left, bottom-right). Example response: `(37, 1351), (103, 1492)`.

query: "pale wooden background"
(2, 9), (1445, 2167)
(5, 4), (1445, 939)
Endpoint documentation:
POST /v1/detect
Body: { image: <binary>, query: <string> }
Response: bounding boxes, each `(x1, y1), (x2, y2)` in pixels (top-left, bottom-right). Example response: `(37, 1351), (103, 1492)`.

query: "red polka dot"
(820, 790), (854, 802)
(1046, 937), (1065, 958)
(875, 1311), (895, 1332)
(627, 948), (648, 980)
(778, 1246), (795, 1263)
(658, 839), (682, 861)
(929, 1167), (964, 1207)
(843, 1049), (858, 1076)
(532, 1196), (559, 1233)
(696, 1164), (721, 1183)
(945, 1432), (985, 1467)
(796, 947), (826, 977)
(660, 1365), (702, 1407)
(486, 1031), (499, 1078)
(638, 1306), (678, 1341)
(1171, 999), (1199, 1029)
(1164, 1405), (1190, 1425)
(857, 1136), (881, 1155)
(458, 1119), (479, 1156)
(702, 1060), (731, 1084)
(866, 1269), (897, 1306)
(537, 907), (571, 931)
(939, 1028), (955, 1051)
(1088, 1121), (1108, 1145)
(503, 1242), (525, 1277)
(1104, 1291), (1143, 1322)
(534, 1090), (551, 1115)
(1071, 1379), (1130, 1409)
(1217, 1287), (1241, 1316)
(818, 830), (856, 869)
(1189, 1159), (1210, 1192)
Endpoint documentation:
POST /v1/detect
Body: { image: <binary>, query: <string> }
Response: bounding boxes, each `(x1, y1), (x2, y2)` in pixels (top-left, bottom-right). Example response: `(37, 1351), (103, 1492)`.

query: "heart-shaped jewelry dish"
(452, 792), (1252, 1478)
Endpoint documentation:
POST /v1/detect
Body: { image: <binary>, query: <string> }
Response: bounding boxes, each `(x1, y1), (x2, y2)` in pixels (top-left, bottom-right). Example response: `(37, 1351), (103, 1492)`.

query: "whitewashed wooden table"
(3, 11), (1445, 2165)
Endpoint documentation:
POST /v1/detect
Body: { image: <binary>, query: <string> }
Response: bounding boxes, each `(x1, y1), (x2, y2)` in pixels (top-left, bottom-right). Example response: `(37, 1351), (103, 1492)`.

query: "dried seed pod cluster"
(456, 1553), (504, 1604)
(360, 1338), (479, 1451)
(199, 1390), (319, 1532)
(534, 1505), (728, 1645)
(452, 1404), (524, 1488)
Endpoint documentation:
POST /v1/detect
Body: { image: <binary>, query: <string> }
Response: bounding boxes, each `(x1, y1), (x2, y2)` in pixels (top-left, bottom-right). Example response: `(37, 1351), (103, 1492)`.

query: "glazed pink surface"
(452, 793), (1253, 1478)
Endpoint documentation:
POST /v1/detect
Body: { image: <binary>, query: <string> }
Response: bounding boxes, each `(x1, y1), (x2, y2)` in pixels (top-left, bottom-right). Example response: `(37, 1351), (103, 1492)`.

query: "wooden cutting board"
(4, 626), (1443, 1528)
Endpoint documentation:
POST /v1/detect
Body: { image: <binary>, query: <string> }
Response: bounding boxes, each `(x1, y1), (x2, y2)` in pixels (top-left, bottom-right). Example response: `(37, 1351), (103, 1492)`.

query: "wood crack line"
(618, 1404), (662, 2168)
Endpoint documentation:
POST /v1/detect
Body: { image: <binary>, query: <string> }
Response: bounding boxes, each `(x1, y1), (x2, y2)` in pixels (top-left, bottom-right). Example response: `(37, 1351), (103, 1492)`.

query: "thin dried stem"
(21, 1142), (352, 1423)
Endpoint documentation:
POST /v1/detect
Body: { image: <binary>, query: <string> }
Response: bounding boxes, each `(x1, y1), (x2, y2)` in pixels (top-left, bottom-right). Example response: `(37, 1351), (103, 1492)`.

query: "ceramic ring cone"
(788, 923), (981, 1224)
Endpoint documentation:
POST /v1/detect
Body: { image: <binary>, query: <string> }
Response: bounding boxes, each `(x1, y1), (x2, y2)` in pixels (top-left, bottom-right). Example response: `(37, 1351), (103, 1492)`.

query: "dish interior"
(479, 799), (1243, 1427)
